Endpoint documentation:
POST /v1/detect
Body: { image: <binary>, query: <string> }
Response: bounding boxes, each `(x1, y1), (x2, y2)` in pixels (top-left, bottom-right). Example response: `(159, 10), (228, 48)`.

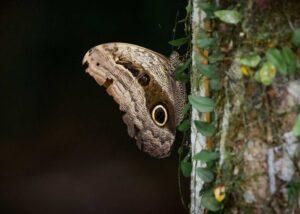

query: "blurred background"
(0, 0), (188, 213)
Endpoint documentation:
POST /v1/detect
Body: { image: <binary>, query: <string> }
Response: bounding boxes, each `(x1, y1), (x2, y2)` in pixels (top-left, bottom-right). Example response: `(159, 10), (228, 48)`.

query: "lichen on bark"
(190, 0), (300, 213)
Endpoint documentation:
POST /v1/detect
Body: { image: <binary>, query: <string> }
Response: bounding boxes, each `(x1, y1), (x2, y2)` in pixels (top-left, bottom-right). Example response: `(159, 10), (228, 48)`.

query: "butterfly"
(83, 43), (186, 158)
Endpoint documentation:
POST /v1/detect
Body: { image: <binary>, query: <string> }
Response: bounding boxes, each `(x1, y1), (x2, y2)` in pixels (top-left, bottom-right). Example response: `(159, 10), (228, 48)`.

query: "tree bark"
(190, 1), (207, 213)
(190, 0), (300, 213)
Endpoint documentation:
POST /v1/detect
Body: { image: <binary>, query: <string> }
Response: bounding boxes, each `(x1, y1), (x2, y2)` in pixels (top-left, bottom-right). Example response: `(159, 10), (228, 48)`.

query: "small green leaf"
(210, 78), (222, 90)
(259, 61), (276, 85)
(287, 181), (300, 203)
(282, 47), (297, 74)
(201, 190), (222, 211)
(196, 38), (217, 48)
(168, 37), (188, 47)
(194, 120), (216, 137)
(193, 150), (220, 162)
(254, 70), (261, 82)
(182, 103), (191, 115)
(181, 57), (192, 70)
(293, 114), (300, 137)
(214, 10), (242, 24)
(238, 53), (261, 68)
(188, 95), (215, 112)
(175, 70), (189, 83)
(177, 119), (190, 132)
(180, 160), (192, 177)
(198, 2), (215, 17)
(175, 58), (191, 83)
(282, 47), (296, 65)
(196, 167), (214, 182)
(175, 58), (191, 71)
(209, 53), (225, 63)
(266, 48), (287, 75)
(185, 2), (192, 14)
(196, 60), (219, 78)
(292, 28), (300, 47)
(198, 2), (214, 11)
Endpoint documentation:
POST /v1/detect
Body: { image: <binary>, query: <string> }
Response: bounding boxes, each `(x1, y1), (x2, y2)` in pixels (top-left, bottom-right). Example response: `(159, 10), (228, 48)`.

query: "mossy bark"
(190, 0), (300, 213)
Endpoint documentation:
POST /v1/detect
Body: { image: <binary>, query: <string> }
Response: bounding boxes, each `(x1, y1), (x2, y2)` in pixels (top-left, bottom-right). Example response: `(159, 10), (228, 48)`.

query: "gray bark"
(190, 1), (207, 213)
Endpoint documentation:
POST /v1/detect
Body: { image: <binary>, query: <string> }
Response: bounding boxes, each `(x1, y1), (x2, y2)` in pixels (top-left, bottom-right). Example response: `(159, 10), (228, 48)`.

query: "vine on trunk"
(170, 0), (300, 212)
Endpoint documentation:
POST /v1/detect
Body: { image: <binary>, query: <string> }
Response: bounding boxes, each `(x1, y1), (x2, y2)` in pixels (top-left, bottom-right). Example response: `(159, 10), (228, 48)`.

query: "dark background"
(0, 0), (188, 213)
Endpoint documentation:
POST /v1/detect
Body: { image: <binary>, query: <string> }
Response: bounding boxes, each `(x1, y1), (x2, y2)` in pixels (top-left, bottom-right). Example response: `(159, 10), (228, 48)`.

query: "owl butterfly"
(82, 43), (186, 158)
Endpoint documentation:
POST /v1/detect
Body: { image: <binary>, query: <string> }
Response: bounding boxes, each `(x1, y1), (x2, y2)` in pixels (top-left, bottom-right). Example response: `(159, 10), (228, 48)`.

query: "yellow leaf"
(241, 65), (250, 76)
(214, 185), (226, 202)
(269, 66), (277, 76)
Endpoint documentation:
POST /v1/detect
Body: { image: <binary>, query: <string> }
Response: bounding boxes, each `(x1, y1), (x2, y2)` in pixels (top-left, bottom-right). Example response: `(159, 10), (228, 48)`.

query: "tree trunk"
(190, 0), (300, 213)
(190, 1), (207, 213)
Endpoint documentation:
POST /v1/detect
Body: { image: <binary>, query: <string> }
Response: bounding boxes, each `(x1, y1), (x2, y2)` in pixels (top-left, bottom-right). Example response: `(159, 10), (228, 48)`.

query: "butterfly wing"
(83, 43), (186, 158)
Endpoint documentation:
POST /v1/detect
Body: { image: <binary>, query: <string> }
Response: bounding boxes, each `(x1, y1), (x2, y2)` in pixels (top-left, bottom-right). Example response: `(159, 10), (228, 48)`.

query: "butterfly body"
(83, 43), (186, 158)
